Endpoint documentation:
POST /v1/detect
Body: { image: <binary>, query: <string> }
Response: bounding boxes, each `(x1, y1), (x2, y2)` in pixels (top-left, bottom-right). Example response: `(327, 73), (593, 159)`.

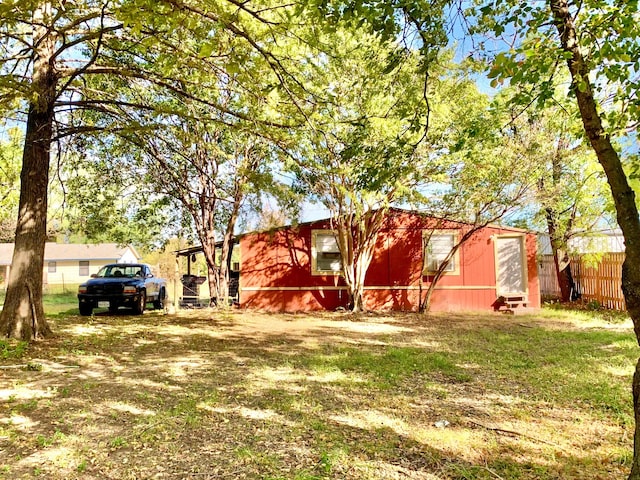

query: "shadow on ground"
(0, 310), (633, 479)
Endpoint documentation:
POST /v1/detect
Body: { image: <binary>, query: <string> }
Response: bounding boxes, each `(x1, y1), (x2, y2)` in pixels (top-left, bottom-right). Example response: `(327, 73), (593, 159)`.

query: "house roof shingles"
(0, 243), (139, 265)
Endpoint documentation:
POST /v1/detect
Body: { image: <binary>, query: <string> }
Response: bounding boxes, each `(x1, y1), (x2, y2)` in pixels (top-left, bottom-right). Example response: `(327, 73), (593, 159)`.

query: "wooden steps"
(493, 294), (529, 314)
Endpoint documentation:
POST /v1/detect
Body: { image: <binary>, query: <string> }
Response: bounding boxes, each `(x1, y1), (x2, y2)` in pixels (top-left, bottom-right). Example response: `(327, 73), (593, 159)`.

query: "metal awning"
(174, 245), (204, 257)
(174, 237), (236, 258)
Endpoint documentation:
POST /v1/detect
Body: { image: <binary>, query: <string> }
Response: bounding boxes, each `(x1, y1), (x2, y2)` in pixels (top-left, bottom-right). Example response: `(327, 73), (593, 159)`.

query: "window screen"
(315, 233), (342, 272)
(426, 234), (455, 272)
(48, 261), (56, 273)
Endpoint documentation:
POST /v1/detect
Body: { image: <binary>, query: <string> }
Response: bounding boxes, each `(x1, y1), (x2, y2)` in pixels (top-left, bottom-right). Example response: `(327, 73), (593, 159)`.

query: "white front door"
(496, 236), (527, 295)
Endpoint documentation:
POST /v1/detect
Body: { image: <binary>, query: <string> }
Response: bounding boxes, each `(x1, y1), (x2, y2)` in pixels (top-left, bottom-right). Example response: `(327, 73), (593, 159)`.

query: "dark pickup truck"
(78, 263), (167, 316)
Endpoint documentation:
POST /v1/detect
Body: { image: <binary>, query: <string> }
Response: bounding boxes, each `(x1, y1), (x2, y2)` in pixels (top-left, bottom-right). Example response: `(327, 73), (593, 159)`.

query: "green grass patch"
(448, 322), (636, 423)
(36, 431), (66, 448)
(543, 300), (630, 323)
(43, 291), (79, 316)
(43, 291), (78, 305)
(0, 308), (636, 479)
(0, 339), (28, 359)
(303, 345), (471, 389)
(0, 290), (79, 316)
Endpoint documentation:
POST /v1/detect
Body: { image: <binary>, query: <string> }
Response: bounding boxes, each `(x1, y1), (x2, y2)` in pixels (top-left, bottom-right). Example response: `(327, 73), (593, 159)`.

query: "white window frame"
(311, 230), (343, 276)
(48, 261), (57, 273)
(423, 230), (460, 275)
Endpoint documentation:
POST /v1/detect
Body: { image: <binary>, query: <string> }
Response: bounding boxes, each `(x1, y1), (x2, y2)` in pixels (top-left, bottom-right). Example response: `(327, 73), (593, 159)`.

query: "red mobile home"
(238, 209), (540, 312)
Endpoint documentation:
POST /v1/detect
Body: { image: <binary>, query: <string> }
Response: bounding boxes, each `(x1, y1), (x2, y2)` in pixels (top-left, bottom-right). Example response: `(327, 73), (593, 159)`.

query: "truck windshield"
(96, 265), (144, 278)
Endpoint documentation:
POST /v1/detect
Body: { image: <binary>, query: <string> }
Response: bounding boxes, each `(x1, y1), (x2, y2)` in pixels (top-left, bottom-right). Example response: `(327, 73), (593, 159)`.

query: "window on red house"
(312, 231), (343, 274)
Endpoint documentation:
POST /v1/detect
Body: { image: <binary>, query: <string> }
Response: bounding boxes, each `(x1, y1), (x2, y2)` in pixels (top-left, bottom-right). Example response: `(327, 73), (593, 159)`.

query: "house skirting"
(239, 285), (501, 312)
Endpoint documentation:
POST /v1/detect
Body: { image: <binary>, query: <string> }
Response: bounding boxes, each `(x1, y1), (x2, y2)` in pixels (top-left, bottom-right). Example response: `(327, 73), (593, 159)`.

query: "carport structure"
(174, 244), (239, 308)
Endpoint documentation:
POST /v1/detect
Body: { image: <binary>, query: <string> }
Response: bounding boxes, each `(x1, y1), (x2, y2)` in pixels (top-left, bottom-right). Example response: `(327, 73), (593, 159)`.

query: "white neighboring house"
(538, 229), (625, 255)
(0, 243), (140, 287)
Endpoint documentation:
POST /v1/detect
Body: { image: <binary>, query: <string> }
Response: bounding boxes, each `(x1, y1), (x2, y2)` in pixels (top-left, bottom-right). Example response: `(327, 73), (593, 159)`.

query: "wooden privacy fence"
(538, 253), (626, 310)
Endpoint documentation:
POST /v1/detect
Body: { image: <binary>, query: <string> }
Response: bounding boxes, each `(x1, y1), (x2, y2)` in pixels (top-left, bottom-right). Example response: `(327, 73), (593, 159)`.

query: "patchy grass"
(42, 292), (77, 306)
(0, 307), (636, 479)
(41, 292), (80, 316)
(0, 339), (28, 360)
(0, 291), (79, 316)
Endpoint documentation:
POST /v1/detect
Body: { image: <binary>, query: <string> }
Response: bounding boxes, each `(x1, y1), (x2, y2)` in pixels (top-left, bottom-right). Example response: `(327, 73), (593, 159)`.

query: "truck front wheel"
(79, 304), (93, 316)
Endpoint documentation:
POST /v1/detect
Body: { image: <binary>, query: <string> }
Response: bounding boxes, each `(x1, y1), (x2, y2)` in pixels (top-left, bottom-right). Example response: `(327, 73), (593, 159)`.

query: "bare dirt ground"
(0, 309), (634, 479)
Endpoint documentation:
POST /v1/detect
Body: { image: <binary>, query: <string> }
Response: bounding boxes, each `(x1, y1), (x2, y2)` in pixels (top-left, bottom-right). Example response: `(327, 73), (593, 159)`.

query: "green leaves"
(475, 0), (640, 138)
(290, 26), (432, 213)
(198, 42), (215, 58)
(0, 128), (23, 241)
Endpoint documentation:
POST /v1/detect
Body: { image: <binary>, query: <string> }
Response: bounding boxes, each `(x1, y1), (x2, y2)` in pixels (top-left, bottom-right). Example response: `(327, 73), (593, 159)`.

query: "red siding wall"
(239, 210), (540, 312)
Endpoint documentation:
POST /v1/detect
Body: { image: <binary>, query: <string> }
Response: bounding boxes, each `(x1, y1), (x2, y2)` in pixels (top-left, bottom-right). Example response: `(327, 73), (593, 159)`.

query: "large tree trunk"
(336, 221), (358, 311)
(335, 209), (385, 313)
(552, 248), (575, 302)
(205, 261), (219, 307)
(200, 230), (219, 307)
(217, 231), (233, 306)
(549, 2), (640, 478)
(0, 3), (55, 340)
(217, 249), (229, 306)
(217, 200), (240, 306)
(192, 172), (219, 307)
(190, 214), (219, 308)
(347, 247), (374, 312)
(0, 109), (54, 339)
(545, 209), (576, 302)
